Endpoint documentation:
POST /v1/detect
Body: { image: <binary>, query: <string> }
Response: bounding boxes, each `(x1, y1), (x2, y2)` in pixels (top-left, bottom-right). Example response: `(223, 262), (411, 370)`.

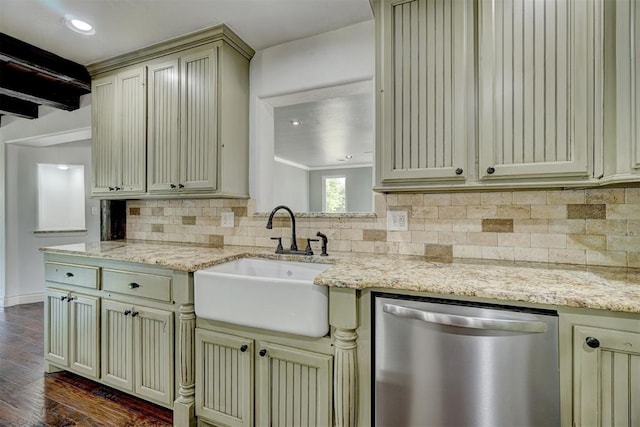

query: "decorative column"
(174, 303), (196, 427)
(334, 327), (358, 427)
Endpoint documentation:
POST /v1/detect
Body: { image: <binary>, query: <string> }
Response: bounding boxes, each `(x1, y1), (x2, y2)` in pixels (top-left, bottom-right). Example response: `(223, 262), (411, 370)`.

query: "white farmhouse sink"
(194, 258), (332, 337)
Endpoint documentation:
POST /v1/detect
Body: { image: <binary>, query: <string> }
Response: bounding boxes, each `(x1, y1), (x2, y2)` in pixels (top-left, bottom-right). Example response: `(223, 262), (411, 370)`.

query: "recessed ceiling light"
(289, 120), (302, 126)
(345, 155), (353, 159)
(64, 15), (95, 35)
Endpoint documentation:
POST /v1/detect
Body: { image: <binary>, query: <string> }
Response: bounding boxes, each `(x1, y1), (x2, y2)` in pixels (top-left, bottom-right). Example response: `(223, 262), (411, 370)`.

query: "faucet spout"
(266, 205), (298, 251)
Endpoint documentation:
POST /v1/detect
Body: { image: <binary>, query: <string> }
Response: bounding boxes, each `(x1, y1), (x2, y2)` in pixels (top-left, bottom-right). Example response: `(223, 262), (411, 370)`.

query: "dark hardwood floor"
(0, 303), (173, 426)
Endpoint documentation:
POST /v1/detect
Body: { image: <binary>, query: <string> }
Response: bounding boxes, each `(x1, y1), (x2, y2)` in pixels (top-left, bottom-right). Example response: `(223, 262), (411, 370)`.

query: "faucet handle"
(316, 232), (329, 256)
(304, 238), (319, 255)
(270, 237), (283, 254)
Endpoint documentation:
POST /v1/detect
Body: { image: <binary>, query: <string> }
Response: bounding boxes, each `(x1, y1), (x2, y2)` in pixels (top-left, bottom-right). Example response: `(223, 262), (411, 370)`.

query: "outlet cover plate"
(221, 212), (235, 228)
(387, 210), (408, 231)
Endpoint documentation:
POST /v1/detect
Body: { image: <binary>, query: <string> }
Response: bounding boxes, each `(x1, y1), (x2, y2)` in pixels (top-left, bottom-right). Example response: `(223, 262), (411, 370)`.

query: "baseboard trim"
(3, 293), (44, 307)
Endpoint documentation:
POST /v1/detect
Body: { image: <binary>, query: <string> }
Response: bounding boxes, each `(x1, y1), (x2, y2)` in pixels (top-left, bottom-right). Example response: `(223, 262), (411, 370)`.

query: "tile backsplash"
(127, 187), (640, 268)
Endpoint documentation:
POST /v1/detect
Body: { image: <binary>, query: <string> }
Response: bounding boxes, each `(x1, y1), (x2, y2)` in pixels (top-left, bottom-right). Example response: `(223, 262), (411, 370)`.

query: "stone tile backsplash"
(126, 188), (640, 268)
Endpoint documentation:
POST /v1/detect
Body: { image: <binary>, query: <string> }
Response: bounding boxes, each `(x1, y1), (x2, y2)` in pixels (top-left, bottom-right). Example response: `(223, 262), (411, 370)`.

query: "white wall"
(250, 20), (375, 212)
(273, 160), (309, 212)
(4, 141), (100, 306)
(0, 98), (91, 303)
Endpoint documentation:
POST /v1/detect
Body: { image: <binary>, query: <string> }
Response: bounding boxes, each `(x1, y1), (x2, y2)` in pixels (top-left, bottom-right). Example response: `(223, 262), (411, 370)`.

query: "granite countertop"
(41, 240), (640, 314)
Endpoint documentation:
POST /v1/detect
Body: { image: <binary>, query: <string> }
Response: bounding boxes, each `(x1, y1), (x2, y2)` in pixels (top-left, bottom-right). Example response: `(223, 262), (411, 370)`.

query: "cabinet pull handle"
(487, 166), (496, 174)
(64, 272), (74, 278)
(240, 345), (248, 353)
(67, 297), (74, 302)
(178, 184), (185, 189)
(259, 349), (267, 357)
(109, 186), (115, 191)
(455, 168), (463, 175)
(131, 311), (139, 317)
(124, 310), (132, 316)
(585, 336), (600, 349)
(170, 184), (177, 189)
(128, 283), (140, 289)
(60, 296), (67, 301)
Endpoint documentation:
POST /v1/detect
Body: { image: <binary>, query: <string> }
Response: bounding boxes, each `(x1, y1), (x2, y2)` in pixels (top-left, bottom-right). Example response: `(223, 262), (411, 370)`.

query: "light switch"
(91, 206), (99, 216)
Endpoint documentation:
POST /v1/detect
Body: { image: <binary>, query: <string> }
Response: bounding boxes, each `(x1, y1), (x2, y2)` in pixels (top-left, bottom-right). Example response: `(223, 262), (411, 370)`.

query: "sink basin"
(194, 258), (332, 337)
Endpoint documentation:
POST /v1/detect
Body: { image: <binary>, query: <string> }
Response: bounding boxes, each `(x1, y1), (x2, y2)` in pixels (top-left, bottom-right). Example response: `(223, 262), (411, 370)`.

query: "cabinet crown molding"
(87, 23), (255, 76)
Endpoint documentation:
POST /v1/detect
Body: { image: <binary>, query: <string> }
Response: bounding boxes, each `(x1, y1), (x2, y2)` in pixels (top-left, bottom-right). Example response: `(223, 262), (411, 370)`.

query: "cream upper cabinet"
(478, 0), (601, 181)
(91, 67), (146, 196)
(377, 0), (474, 184)
(613, 0), (640, 181)
(147, 46), (219, 193)
(89, 25), (253, 199)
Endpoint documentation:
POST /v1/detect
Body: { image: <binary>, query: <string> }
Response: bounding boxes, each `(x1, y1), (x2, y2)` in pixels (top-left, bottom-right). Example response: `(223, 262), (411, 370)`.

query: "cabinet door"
(195, 329), (254, 427)
(69, 294), (100, 379)
(101, 300), (133, 391)
(117, 67), (147, 194)
(180, 47), (218, 192)
(91, 75), (118, 194)
(256, 342), (332, 427)
(133, 306), (174, 406)
(44, 289), (70, 367)
(378, 0), (472, 183)
(616, 0), (640, 175)
(478, 0), (601, 180)
(147, 59), (180, 192)
(573, 325), (640, 426)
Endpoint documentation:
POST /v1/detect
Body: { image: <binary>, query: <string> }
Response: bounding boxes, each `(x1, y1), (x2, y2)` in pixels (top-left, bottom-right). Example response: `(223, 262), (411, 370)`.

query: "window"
(322, 176), (346, 213)
(37, 164), (86, 231)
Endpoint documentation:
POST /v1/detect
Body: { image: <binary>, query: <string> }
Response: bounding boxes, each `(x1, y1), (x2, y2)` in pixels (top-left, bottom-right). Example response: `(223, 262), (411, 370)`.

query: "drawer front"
(45, 262), (99, 289)
(102, 269), (171, 302)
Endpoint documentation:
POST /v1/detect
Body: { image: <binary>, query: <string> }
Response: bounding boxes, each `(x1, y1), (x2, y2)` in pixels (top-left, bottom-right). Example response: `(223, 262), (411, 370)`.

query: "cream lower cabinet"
(195, 329), (333, 427)
(45, 289), (100, 379)
(102, 299), (174, 407)
(560, 312), (640, 426)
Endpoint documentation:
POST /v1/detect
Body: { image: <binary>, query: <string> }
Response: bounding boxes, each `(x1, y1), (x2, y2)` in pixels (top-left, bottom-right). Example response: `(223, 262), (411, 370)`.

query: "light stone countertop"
(41, 240), (640, 314)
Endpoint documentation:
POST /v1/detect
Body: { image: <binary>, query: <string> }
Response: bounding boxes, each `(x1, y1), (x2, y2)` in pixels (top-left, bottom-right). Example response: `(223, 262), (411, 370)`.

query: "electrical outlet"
(221, 211), (235, 228)
(387, 210), (408, 231)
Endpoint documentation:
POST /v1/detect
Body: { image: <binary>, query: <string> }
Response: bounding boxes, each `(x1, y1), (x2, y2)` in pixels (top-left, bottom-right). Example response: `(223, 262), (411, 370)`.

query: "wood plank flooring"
(0, 303), (173, 426)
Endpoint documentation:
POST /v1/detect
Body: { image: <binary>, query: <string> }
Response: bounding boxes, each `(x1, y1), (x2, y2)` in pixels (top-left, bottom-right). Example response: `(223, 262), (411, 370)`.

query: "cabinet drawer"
(102, 269), (172, 302)
(45, 262), (99, 289)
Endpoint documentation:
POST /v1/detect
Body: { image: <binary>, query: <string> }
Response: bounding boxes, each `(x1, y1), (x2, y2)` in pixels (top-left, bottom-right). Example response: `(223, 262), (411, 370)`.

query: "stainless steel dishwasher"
(374, 293), (560, 427)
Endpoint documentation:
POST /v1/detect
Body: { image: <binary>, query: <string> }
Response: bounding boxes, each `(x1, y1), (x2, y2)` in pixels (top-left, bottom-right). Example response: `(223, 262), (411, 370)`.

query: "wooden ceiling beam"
(0, 94), (38, 119)
(0, 63), (86, 111)
(0, 32), (91, 91)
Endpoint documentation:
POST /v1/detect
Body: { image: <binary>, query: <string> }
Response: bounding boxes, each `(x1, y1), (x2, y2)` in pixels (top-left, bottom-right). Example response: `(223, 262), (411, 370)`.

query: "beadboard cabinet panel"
(69, 295), (100, 379)
(134, 307), (174, 406)
(91, 68), (146, 196)
(117, 68), (146, 193)
(91, 76), (117, 194)
(478, 0), (601, 180)
(616, 0), (640, 176)
(256, 342), (333, 427)
(195, 329), (254, 427)
(44, 289), (69, 368)
(101, 300), (134, 391)
(378, 0), (473, 183)
(147, 59), (180, 192)
(573, 325), (640, 426)
(180, 47), (218, 191)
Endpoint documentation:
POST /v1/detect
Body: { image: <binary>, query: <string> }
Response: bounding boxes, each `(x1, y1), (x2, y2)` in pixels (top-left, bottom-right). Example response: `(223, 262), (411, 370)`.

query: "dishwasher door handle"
(382, 303), (547, 333)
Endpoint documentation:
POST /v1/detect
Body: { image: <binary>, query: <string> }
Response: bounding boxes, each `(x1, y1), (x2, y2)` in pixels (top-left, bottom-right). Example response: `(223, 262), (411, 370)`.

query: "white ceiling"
(0, 0), (373, 66)
(274, 93), (373, 169)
